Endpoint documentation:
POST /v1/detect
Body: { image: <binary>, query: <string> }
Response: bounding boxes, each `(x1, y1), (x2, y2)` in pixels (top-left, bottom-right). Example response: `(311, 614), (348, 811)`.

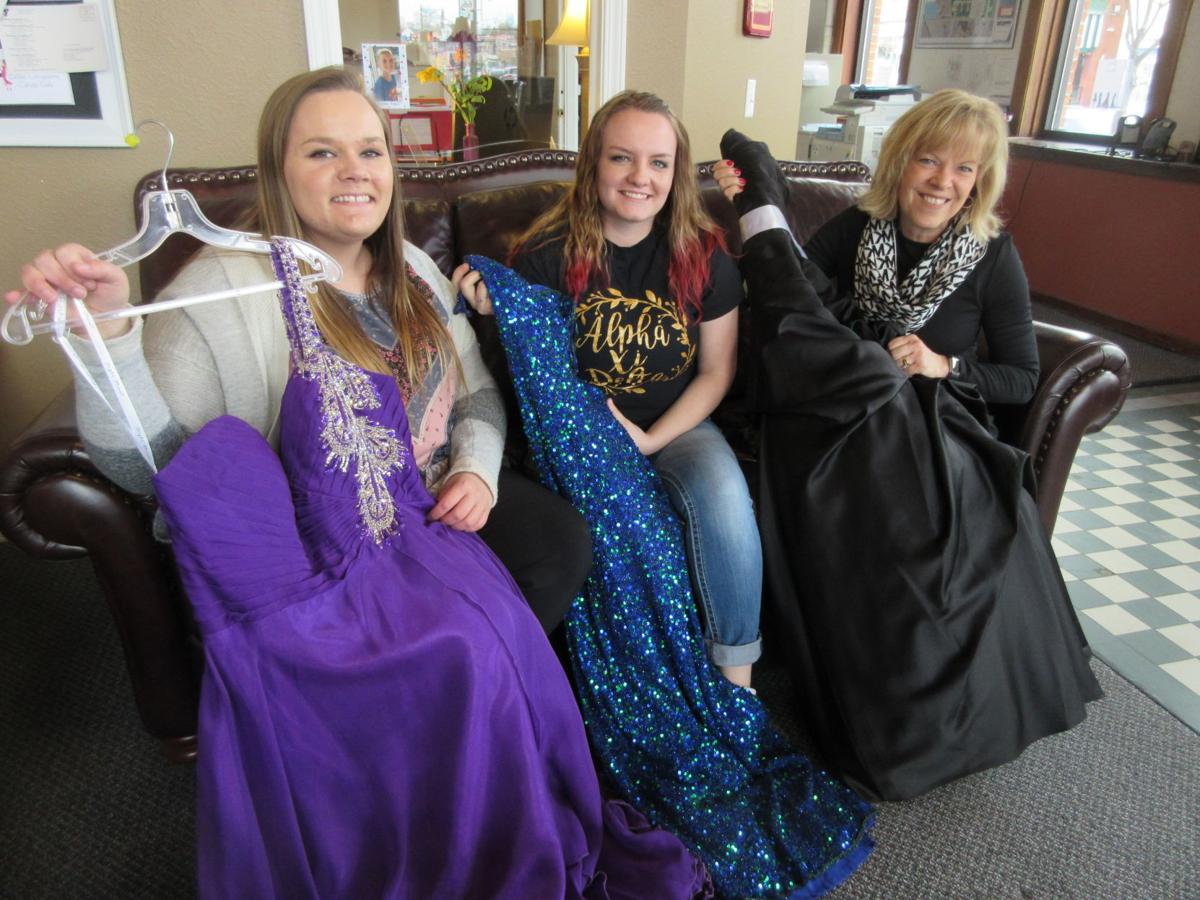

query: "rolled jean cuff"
(707, 634), (762, 667)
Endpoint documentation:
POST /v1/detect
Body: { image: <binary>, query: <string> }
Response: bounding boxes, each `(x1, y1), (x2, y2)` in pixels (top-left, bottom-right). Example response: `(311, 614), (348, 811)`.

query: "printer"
(797, 84), (920, 172)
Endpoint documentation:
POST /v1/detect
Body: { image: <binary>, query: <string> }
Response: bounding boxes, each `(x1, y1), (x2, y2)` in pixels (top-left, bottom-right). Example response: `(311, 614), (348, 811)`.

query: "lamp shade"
(546, 0), (589, 47)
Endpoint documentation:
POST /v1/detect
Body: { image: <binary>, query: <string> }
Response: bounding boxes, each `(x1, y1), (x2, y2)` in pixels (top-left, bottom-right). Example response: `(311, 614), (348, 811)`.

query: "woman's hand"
(451, 262), (494, 316)
(712, 160), (745, 204)
(887, 334), (951, 379)
(607, 398), (664, 456)
(429, 471), (493, 531)
(6, 244), (133, 339)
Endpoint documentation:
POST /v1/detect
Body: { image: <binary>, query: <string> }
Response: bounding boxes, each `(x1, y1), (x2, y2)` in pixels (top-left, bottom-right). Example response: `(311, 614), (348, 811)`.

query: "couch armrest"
(1009, 322), (1132, 535)
(0, 388), (200, 758)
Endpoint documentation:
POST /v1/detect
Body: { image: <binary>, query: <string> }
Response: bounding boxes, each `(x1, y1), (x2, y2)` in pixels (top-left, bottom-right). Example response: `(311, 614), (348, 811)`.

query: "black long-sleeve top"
(804, 207), (1039, 405)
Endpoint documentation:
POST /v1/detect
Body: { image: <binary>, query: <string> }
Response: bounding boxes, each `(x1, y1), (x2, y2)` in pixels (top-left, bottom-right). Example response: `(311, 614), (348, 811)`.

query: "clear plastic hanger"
(1, 120), (343, 346)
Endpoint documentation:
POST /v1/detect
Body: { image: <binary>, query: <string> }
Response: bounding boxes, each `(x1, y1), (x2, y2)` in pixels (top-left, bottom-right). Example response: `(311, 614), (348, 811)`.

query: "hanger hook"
(134, 119), (176, 191)
(1, 293), (43, 346)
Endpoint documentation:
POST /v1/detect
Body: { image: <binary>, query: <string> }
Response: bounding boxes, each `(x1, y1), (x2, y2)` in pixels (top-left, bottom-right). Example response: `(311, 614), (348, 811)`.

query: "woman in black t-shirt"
(456, 91), (762, 691)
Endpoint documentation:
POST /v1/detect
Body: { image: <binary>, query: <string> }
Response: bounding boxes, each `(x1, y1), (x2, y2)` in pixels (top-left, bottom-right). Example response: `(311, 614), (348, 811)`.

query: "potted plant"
(417, 65), (492, 161)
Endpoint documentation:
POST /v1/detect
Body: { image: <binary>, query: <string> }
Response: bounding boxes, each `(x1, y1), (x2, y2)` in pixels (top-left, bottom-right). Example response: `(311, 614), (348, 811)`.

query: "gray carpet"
(2, 543), (1198, 899)
(1032, 299), (1200, 388)
(0, 548), (195, 899)
(827, 661), (1200, 898)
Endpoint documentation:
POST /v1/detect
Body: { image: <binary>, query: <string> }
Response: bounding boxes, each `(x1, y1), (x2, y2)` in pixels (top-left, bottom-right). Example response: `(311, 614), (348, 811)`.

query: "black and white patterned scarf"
(852, 214), (986, 332)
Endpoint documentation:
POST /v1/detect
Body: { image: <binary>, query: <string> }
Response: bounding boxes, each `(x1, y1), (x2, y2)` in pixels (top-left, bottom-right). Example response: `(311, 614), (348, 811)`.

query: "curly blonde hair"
(858, 89), (1009, 241)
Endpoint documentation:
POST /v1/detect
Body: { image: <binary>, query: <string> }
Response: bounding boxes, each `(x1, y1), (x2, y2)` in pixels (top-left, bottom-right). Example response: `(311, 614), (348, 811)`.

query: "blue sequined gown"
(469, 255), (874, 899)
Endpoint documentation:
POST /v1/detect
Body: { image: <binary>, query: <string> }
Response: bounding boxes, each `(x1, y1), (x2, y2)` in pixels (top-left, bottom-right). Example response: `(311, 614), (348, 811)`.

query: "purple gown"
(152, 242), (710, 899)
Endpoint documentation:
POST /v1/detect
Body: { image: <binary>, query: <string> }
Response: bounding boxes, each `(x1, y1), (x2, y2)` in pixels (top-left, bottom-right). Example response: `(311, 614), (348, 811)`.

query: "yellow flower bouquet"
(417, 66), (493, 127)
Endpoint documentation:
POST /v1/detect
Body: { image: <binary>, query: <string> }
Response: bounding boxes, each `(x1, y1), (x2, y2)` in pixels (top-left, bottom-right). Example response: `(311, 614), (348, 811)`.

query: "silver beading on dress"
(273, 241), (408, 544)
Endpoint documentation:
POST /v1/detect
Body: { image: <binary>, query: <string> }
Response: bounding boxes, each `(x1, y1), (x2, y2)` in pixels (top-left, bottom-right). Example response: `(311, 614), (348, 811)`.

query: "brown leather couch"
(0, 152), (1131, 762)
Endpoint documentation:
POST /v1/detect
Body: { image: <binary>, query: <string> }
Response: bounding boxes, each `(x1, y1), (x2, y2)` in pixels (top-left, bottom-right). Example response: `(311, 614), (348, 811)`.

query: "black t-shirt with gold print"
(514, 227), (743, 429)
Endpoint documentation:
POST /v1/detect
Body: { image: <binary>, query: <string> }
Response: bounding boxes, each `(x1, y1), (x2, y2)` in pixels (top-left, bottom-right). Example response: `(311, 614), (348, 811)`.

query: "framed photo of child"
(362, 43), (409, 108)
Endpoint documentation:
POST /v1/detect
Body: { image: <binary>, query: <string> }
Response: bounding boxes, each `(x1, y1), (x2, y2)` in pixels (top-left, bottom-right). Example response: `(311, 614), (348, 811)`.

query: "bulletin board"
(0, 0), (134, 147)
(915, 0), (1021, 49)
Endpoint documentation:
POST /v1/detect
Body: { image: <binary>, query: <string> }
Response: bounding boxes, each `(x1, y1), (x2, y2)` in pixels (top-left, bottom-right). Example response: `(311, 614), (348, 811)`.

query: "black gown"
(745, 228), (1102, 802)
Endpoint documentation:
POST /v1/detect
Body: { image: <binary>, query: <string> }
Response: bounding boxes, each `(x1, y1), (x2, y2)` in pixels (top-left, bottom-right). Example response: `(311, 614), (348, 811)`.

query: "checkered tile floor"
(1054, 386), (1200, 733)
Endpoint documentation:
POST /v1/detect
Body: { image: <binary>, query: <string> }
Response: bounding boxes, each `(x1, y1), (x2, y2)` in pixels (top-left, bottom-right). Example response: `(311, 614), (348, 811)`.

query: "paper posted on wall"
(0, 68), (75, 105)
(0, 2), (108, 73)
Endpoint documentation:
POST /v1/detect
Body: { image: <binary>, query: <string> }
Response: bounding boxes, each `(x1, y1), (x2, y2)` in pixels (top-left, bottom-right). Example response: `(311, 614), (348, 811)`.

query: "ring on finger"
(901, 357), (911, 369)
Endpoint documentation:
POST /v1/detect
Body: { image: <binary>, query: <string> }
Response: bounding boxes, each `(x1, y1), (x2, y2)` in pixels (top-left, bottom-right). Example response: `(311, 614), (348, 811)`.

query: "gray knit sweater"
(67, 243), (506, 523)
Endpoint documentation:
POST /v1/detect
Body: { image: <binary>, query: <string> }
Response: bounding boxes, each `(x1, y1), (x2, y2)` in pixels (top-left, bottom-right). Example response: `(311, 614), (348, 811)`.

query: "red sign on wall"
(744, 0), (774, 38)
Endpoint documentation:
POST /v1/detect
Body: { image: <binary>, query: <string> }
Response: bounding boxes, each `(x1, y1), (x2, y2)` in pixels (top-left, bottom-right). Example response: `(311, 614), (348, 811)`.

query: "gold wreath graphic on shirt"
(575, 288), (694, 395)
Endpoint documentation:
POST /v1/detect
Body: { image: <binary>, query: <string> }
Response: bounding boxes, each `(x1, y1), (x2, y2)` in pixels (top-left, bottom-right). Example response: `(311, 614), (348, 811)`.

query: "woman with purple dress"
(7, 67), (709, 898)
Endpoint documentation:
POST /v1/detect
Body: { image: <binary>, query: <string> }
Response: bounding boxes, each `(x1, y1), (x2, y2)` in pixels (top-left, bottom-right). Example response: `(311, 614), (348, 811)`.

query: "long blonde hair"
(858, 89), (1009, 241)
(255, 66), (457, 382)
(511, 90), (725, 319)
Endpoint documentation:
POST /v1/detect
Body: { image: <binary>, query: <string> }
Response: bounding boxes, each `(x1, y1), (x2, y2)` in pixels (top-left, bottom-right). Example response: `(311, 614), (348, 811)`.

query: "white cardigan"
(68, 242), (505, 506)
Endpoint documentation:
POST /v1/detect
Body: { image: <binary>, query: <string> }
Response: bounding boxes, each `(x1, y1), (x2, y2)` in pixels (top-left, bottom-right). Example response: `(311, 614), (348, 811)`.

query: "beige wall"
(338, 0), (397, 53)
(626, 0), (810, 162)
(0, 0), (308, 451)
(625, 0), (689, 113)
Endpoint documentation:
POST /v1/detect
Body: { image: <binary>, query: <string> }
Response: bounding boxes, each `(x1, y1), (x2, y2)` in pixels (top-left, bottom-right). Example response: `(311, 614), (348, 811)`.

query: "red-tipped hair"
(563, 257), (595, 302)
(510, 90), (727, 322)
(670, 229), (727, 321)
(554, 226), (726, 322)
